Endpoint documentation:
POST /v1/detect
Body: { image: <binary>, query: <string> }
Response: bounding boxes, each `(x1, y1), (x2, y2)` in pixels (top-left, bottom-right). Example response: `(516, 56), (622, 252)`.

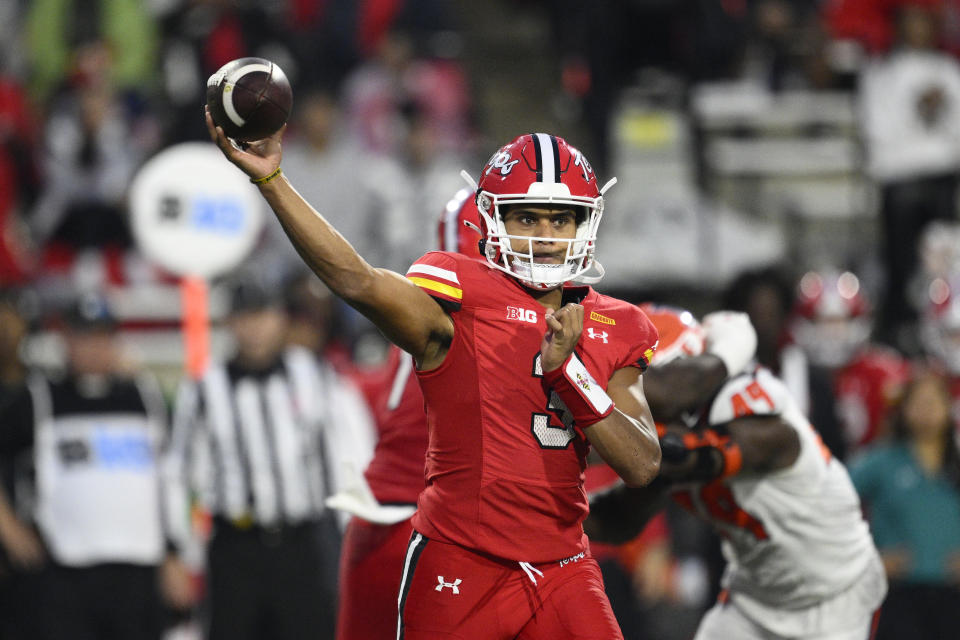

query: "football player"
(586, 305), (887, 640)
(206, 116), (658, 639)
(329, 188), (481, 640)
(920, 271), (960, 435)
(789, 268), (911, 459)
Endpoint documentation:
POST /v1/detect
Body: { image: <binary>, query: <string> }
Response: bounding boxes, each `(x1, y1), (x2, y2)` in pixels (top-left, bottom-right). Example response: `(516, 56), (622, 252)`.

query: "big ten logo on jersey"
(507, 306), (538, 324)
(730, 380), (775, 418)
(531, 353), (577, 449)
(485, 150), (519, 177)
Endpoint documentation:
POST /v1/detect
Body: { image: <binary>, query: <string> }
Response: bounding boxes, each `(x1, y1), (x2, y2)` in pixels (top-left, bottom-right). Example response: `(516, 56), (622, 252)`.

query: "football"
(206, 57), (293, 142)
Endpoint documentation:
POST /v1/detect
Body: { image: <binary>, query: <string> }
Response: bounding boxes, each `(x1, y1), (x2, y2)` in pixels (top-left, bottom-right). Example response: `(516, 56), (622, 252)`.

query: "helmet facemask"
(475, 187), (603, 290)
(467, 133), (613, 291)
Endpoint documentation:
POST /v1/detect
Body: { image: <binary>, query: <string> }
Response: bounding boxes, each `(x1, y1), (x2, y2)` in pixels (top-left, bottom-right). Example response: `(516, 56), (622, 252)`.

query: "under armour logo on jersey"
(435, 576), (462, 594)
(507, 306), (538, 323)
(485, 150), (519, 176)
(586, 327), (608, 343)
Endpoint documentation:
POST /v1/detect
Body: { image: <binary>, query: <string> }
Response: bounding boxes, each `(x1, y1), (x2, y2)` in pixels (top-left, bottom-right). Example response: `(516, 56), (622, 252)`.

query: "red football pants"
(336, 516), (414, 640)
(397, 530), (624, 640)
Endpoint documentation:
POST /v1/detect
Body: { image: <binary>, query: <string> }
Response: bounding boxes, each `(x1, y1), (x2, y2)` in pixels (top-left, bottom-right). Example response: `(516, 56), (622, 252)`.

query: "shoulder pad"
(708, 367), (792, 425)
(406, 251), (466, 311)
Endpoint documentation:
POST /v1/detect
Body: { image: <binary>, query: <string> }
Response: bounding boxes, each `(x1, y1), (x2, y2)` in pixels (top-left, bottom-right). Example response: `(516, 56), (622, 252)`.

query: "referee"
(163, 275), (375, 640)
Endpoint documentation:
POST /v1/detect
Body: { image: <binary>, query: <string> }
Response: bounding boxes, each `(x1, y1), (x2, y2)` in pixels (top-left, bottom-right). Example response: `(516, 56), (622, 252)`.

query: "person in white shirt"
(587, 304), (886, 640)
(860, 5), (960, 349)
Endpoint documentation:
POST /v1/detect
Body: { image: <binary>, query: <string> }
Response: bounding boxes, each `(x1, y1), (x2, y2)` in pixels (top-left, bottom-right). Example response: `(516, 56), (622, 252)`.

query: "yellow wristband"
(251, 167), (282, 185)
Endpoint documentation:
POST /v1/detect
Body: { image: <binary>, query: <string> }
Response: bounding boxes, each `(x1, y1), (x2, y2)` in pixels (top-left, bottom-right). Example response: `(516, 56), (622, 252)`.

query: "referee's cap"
(227, 274), (284, 314)
(64, 291), (117, 332)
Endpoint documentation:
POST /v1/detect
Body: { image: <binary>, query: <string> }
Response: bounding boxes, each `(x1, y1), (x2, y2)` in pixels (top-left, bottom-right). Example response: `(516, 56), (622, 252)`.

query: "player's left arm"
(658, 415), (800, 482)
(585, 367), (662, 488)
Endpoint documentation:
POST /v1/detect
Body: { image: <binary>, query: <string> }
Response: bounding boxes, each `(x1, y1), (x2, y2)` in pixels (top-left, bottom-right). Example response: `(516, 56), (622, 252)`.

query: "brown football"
(206, 57), (292, 142)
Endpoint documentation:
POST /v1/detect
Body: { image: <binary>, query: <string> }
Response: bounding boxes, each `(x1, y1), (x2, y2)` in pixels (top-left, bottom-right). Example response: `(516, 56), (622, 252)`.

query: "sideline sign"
(130, 143), (264, 278)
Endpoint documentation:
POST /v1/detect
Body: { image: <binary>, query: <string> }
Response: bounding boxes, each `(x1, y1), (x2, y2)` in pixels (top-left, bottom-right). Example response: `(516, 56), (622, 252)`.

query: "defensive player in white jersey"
(587, 304), (887, 640)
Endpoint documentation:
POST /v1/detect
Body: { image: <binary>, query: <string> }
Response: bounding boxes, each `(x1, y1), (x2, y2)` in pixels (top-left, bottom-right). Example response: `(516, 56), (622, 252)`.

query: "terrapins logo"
(485, 150), (519, 177)
(575, 372), (591, 392)
(572, 149), (594, 181)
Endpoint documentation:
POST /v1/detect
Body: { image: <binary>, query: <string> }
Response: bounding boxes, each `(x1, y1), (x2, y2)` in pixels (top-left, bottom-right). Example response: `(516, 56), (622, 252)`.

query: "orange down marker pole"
(181, 276), (210, 380)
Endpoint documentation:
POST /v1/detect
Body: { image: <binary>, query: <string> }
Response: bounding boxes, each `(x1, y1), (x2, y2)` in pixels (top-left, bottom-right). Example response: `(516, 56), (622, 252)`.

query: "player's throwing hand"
(205, 105), (284, 183)
(541, 303), (584, 372)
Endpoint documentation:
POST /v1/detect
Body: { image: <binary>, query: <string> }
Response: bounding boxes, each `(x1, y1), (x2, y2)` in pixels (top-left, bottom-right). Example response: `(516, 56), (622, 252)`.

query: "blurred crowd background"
(3, 0), (960, 639)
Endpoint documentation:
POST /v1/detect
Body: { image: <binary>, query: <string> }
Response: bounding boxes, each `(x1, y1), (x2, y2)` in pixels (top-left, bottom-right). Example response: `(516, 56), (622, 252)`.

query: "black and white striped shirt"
(163, 347), (374, 545)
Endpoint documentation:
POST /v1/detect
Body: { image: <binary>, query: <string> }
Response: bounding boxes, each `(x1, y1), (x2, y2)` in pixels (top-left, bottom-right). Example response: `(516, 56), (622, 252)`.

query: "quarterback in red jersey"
(331, 188), (481, 640)
(205, 115), (661, 639)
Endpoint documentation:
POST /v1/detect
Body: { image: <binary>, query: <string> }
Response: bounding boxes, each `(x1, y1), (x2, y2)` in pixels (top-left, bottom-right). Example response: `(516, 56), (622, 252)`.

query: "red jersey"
(406, 251), (657, 563)
(834, 346), (910, 450)
(363, 345), (429, 505)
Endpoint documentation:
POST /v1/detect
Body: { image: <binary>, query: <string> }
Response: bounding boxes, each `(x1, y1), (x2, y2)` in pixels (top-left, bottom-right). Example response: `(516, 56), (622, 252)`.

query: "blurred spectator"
(789, 268), (911, 459)
(722, 265), (811, 405)
(280, 88), (466, 274)
(341, 26), (475, 157)
(823, 0), (960, 59)
(545, 0), (750, 172)
(0, 292), (175, 640)
(850, 368), (960, 640)
(0, 289), (32, 640)
(163, 274), (374, 640)
(0, 1), (26, 80)
(739, 0), (828, 91)
(918, 265), (960, 432)
(282, 269), (360, 375)
(282, 0), (361, 93)
(0, 290), (28, 395)
(28, 40), (160, 252)
(389, 102), (478, 268)
(278, 88), (410, 273)
(156, 0), (297, 144)
(24, 0), (158, 107)
(0, 69), (40, 284)
(859, 4), (960, 351)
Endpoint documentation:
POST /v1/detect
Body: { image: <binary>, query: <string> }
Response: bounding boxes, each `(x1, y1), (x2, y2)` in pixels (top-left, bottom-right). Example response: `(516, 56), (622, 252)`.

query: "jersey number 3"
(531, 353), (577, 449)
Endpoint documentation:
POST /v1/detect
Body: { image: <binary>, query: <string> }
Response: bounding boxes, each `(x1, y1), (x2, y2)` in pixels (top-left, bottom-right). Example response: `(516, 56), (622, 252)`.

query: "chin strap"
(574, 261), (605, 285)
